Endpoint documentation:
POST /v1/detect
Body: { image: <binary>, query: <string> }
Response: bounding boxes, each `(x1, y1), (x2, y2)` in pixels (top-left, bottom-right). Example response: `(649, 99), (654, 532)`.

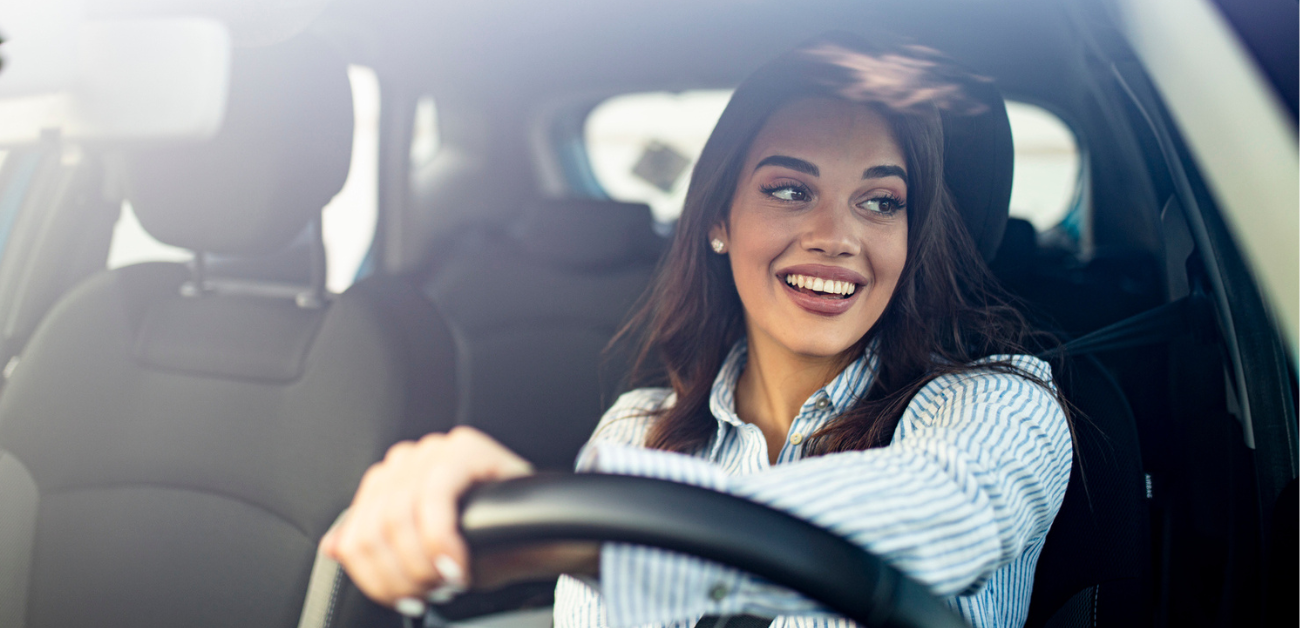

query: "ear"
(708, 223), (729, 249)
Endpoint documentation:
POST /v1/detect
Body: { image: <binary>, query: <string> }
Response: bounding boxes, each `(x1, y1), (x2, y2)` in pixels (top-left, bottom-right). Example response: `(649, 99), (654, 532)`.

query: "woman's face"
(710, 97), (909, 361)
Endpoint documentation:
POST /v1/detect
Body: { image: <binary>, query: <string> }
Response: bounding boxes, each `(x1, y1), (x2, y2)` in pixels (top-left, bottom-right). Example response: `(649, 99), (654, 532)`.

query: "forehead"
(745, 98), (905, 171)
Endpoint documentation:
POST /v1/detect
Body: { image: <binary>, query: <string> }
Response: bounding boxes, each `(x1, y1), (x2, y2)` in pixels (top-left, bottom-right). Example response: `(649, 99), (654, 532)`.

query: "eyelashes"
(759, 181), (906, 215)
(861, 193), (906, 215)
(759, 181), (811, 202)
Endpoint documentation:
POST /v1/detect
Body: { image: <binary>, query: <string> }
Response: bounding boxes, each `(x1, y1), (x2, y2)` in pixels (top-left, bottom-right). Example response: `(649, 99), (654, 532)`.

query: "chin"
(782, 335), (865, 360)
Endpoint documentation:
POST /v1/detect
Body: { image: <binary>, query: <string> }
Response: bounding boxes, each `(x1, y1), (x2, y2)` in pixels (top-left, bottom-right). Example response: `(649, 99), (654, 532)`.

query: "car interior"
(0, 1), (1294, 628)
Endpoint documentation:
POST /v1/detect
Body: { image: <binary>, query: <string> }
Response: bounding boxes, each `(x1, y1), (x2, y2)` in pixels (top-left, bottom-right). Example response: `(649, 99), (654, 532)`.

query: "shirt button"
(709, 583), (729, 601)
(814, 398), (830, 410)
(789, 432), (804, 445)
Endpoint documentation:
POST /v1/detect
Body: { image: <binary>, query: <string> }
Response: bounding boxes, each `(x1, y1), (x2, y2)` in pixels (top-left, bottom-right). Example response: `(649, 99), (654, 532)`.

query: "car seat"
(423, 199), (666, 471)
(1026, 356), (1151, 627)
(991, 221), (1153, 627)
(0, 36), (458, 628)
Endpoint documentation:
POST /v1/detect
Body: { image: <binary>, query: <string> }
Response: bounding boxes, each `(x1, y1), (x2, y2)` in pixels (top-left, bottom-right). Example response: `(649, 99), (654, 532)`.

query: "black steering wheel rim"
(460, 474), (968, 628)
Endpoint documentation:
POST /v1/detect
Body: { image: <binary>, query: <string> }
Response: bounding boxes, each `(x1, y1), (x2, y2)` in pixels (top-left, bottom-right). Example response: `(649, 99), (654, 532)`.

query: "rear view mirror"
(0, 7), (231, 145)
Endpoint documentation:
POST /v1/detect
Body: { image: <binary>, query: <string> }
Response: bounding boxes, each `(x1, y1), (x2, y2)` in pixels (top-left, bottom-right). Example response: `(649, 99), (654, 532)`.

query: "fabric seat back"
(1026, 357), (1151, 626)
(424, 199), (665, 470)
(0, 35), (457, 628)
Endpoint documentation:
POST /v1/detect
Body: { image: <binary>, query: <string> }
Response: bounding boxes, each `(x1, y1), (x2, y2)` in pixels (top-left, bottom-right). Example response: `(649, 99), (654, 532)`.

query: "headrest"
(511, 199), (664, 267)
(126, 35), (353, 256)
(940, 79), (1014, 262)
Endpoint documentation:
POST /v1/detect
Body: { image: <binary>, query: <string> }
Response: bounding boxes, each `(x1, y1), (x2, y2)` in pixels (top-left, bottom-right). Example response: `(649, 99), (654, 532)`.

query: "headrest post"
(295, 217), (327, 309)
(180, 251), (208, 298)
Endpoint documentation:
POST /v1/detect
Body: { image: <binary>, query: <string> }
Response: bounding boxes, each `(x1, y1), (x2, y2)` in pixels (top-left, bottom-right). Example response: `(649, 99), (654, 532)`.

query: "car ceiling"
(321, 0), (1091, 105)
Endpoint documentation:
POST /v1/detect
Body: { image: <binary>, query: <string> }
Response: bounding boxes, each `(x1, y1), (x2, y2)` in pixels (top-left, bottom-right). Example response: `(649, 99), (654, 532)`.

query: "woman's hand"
(319, 426), (534, 608)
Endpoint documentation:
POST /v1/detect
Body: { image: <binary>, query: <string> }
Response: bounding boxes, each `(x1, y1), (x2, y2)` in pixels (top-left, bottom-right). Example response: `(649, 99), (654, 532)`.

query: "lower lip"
(781, 280), (861, 316)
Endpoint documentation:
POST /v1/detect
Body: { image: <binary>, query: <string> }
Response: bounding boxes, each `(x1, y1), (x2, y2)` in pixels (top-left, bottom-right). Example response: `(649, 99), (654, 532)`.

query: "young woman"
(321, 35), (1072, 628)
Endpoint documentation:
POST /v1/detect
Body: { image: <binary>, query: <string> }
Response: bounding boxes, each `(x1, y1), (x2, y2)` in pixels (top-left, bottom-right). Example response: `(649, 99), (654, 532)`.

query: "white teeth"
(784, 274), (857, 296)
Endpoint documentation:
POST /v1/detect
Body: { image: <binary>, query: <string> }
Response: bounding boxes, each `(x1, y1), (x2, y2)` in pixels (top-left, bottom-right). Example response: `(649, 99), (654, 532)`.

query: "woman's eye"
(763, 184), (809, 202)
(861, 196), (905, 214)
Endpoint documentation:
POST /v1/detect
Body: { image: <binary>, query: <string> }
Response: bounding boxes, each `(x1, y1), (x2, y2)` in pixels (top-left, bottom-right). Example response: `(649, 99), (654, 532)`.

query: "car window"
(106, 64), (383, 294)
(106, 201), (194, 268)
(585, 90), (731, 223)
(1004, 101), (1080, 231)
(585, 92), (1081, 232)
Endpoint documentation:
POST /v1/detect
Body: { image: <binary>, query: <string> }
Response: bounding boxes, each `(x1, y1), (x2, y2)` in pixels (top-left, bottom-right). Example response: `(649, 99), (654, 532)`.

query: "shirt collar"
(707, 337), (879, 429)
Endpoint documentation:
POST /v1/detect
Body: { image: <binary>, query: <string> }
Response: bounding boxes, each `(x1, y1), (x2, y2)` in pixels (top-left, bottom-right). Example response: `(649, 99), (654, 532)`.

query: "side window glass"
(1005, 102), (1080, 231)
(584, 90), (731, 224)
(319, 65), (380, 293)
(107, 65), (383, 294)
(584, 93), (1081, 234)
(106, 201), (193, 268)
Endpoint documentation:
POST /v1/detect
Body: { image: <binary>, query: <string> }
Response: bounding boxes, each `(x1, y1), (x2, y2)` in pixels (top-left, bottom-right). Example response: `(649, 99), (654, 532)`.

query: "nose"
(799, 202), (860, 258)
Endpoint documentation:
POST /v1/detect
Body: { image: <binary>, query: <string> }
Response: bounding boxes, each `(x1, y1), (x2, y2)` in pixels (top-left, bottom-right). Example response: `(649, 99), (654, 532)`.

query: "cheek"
(728, 244), (778, 301)
(868, 221), (909, 279)
(881, 237), (909, 285)
(728, 213), (793, 279)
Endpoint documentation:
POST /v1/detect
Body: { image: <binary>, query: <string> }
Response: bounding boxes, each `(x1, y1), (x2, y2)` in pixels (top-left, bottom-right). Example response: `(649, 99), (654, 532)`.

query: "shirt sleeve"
(586, 357), (1073, 628)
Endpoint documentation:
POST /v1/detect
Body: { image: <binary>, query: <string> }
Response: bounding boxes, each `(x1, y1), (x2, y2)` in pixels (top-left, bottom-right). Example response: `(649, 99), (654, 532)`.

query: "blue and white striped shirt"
(555, 340), (1071, 628)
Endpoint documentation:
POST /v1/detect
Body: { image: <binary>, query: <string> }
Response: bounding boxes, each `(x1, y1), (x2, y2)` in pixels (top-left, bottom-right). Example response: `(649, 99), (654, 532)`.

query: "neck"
(734, 326), (850, 463)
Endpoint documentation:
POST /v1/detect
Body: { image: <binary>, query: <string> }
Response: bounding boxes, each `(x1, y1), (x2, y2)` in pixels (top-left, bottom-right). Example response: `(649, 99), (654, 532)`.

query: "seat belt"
(298, 511), (349, 628)
(696, 615), (775, 628)
(1036, 292), (1215, 360)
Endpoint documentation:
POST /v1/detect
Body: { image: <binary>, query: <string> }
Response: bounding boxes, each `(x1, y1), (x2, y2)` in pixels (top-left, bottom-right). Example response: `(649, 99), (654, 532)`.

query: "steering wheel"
(459, 474), (968, 628)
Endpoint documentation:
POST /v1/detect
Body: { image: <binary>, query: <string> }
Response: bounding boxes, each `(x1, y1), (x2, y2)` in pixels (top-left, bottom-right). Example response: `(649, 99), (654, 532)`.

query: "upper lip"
(777, 263), (869, 286)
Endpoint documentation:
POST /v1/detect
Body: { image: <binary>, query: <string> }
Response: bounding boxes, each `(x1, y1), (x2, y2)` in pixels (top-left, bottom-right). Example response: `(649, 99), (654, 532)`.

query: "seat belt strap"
(298, 511), (349, 628)
(1036, 293), (1214, 360)
(695, 615), (774, 628)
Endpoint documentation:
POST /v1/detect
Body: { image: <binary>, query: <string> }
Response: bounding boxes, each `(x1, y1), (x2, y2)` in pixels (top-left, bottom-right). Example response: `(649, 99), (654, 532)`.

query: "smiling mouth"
(782, 273), (857, 299)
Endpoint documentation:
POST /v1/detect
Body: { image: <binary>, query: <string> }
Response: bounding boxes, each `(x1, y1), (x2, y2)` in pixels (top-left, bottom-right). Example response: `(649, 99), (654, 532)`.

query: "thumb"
(319, 528), (338, 556)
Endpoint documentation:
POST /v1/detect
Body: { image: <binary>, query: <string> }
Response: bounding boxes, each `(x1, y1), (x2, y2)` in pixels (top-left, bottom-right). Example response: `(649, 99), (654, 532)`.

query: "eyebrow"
(755, 155), (908, 184)
(863, 165), (907, 182)
(755, 155), (818, 177)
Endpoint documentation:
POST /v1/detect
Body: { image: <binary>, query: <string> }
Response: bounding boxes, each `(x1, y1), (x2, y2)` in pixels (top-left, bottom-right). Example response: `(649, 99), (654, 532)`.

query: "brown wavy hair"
(615, 34), (1061, 456)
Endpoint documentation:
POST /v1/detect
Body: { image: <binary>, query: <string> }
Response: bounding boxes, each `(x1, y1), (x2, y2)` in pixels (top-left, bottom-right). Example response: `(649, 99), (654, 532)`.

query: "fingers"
(343, 533), (421, 602)
(323, 428), (534, 609)
(331, 464), (437, 603)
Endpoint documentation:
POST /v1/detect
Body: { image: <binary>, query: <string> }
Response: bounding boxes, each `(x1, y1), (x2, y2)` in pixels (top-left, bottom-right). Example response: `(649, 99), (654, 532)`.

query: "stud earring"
(711, 238), (726, 254)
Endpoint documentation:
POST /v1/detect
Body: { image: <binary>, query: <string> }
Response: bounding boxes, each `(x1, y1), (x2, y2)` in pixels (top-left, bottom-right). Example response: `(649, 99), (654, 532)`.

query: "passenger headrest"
(940, 78), (1014, 262)
(511, 199), (663, 267)
(126, 35), (353, 256)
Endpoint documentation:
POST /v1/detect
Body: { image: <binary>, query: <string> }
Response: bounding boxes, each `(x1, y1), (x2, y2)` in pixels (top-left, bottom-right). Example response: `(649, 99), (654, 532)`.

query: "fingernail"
(395, 597), (427, 618)
(426, 554), (468, 604)
(426, 585), (459, 604)
(433, 554), (467, 588)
